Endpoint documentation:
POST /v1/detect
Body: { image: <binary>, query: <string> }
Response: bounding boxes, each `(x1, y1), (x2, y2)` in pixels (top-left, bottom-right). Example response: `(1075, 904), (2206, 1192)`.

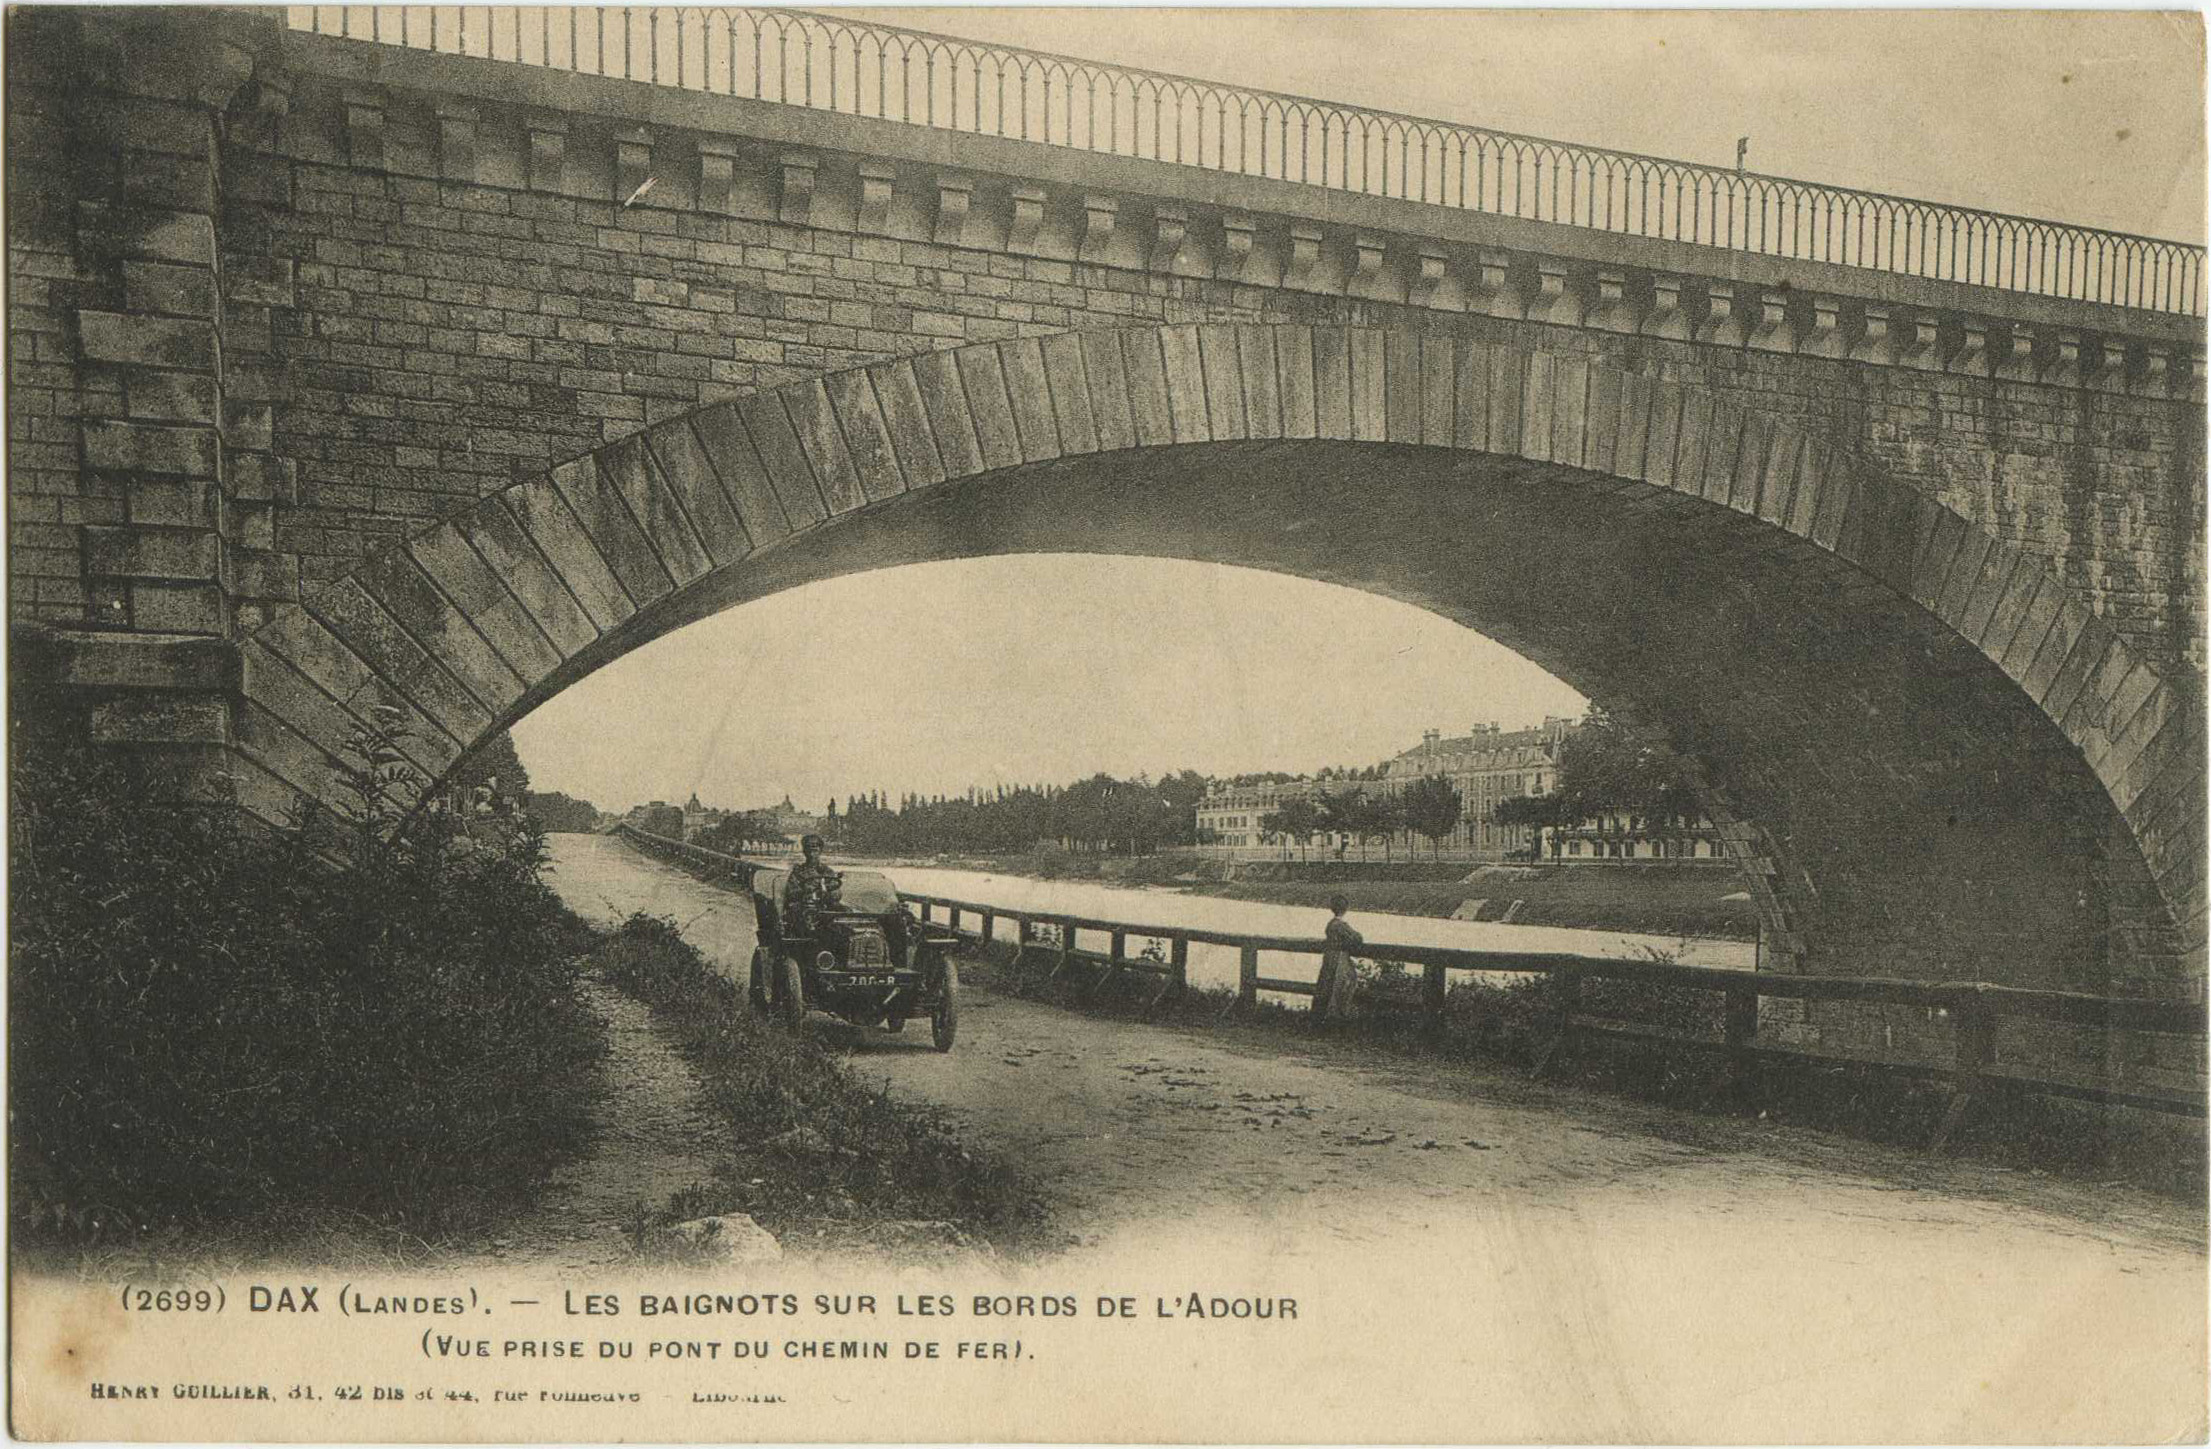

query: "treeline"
(525, 791), (600, 832)
(638, 711), (1702, 864)
(821, 771), (1214, 856)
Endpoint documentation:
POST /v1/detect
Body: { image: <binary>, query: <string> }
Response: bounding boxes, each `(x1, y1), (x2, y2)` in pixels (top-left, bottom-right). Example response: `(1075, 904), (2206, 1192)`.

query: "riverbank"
(843, 849), (1760, 942)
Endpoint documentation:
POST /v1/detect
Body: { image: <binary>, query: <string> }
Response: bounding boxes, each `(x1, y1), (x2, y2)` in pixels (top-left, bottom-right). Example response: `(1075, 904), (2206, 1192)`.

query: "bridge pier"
(11, 8), (298, 798)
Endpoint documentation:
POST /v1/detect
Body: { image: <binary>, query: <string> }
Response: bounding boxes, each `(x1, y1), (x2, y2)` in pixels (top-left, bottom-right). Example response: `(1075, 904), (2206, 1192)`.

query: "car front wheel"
(778, 954), (806, 1031)
(748, 948), (770, 1016)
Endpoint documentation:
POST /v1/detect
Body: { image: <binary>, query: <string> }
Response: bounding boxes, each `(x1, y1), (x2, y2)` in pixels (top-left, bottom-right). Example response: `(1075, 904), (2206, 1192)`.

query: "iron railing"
(611, 825), (2205, 1138)
(290, 6), (2206, 317)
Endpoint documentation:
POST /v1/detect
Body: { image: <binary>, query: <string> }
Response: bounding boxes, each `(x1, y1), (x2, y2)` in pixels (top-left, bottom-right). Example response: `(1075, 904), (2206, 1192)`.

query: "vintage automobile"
(746, 865), (963, 1050)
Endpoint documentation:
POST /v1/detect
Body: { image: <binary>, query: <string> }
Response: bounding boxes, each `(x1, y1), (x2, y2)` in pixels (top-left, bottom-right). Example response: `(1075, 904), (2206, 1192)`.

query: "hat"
(1329, 894), (1350, 914)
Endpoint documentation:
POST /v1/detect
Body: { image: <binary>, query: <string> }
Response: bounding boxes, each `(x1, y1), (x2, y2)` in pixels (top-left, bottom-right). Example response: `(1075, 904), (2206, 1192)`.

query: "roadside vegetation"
(9, 715), (607, 1258)
(591, 913), (1049, 1256)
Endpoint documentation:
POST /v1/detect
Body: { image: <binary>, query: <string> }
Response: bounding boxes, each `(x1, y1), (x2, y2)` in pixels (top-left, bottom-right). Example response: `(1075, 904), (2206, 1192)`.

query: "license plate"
(848, 973), (895, 985)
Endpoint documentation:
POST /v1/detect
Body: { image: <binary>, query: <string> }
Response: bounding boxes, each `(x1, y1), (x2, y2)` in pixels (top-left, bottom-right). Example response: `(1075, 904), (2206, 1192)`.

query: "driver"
(786, 833), (842, 920)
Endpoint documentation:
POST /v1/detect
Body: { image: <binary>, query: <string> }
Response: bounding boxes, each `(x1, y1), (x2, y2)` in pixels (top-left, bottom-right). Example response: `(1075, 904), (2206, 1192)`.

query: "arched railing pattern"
(287, 5), (2207, 316)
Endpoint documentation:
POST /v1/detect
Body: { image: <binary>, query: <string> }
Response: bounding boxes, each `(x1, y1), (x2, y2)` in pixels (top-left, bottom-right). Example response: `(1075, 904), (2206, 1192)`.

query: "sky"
(512, 7), (2205, 812)
(841, 9), (2205, 242)
(518, 557), (1587, 811)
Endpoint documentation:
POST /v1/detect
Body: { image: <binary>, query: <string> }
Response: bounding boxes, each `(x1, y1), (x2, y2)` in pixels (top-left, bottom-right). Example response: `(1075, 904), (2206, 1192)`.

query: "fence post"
(920, 900), (934, 924)
(1087, 928), (1127, 1001)
(1046, 918), (1076, 991)
(1006, 915), (1031, 992)
(1931, 995), (1996, 1152)
(981, 910), (995, 947)
(1725, 983), (1759, 1100)
(1239, 945), (1260, 1011)
(1422, 961), (1447, 1032)
(1533, 965), (1580, 1077)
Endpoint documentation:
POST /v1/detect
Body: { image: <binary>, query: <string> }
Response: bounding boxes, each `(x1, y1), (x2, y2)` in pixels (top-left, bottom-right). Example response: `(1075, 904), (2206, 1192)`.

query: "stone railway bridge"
(9, 9), (2207, 1066)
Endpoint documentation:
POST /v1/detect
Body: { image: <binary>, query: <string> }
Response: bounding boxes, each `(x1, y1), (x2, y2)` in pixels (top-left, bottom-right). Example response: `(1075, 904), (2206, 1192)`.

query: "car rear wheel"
(931, 960), (959, 1052)
(778, 954), (806, 1031)
(747, 948), (770, 1016)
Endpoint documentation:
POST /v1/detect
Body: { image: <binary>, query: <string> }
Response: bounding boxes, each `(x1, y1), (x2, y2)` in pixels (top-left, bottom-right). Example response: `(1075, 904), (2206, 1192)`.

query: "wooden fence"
(611, 827), (2205, 1144)
(899, 893), (2205, 1137)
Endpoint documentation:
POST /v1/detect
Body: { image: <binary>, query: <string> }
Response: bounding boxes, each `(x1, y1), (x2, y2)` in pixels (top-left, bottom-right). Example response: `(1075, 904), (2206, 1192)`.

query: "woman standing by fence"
(1313, 896), (1363, 1026)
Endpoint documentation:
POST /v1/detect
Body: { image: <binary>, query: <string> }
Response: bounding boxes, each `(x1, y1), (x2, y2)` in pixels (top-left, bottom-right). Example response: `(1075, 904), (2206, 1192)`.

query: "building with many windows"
(1191, 714), (1726, 863)
(1553, 808), (1724, 861)
(1375, 717), (1576, 858)
(1196, 777), (1326, 850)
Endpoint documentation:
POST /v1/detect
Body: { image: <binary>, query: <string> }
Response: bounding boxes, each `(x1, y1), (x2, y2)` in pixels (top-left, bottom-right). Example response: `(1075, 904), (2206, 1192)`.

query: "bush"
(593, 914), (1041, 1247)
(9, 724), (607, 1244)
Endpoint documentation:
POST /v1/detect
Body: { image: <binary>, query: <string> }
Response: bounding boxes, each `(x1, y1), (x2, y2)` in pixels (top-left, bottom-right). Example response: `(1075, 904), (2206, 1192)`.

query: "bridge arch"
(234, 324), (2201, 992)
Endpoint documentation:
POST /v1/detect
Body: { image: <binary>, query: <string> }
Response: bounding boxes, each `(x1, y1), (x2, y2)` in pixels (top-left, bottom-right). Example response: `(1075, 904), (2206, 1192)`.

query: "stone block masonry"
(173, 27), (2198, 697)
(6, 11), (2205, 1066)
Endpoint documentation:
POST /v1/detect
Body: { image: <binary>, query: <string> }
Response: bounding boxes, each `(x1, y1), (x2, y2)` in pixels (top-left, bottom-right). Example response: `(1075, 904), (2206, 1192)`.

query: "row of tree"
(500, 704), (1703, 860)
(1254, 711), (1704, 861)
(1254, 776), (1469, 861)
(808, 772), (1217, 856)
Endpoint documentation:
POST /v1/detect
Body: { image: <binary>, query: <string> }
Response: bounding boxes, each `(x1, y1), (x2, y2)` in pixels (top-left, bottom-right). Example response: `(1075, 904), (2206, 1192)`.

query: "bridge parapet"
(289, 6), (2205, 321)
(272, 17), (2205, 380)
(249, 18), (2209, 685)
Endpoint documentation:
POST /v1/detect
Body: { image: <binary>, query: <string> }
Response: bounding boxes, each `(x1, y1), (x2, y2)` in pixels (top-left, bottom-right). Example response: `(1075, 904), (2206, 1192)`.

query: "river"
(625, 850), (1756, 996)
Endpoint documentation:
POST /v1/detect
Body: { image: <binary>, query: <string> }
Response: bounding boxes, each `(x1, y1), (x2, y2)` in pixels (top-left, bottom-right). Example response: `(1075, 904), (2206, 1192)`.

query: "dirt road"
(547, 834), (2207, 1440)
(551, 835), (2199, 1246)
(469, 977), (730, 1271)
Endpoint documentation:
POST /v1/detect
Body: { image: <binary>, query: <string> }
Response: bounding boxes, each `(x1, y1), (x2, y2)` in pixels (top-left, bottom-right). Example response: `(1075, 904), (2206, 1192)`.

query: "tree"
(1321, 787), (1396, 861)
(1399, 776), (1463, 860)
(1362, 793), (1405, 862)
(1492, 792), (1564, 860)
(1155, 768), (1211, 846)
(1551, 706), (1703, 847)
(524, 790), (599, 833)
(446, 728), (530, 811)
(1316, 788), (1359, 859)
(1268, 797), (1323, 861)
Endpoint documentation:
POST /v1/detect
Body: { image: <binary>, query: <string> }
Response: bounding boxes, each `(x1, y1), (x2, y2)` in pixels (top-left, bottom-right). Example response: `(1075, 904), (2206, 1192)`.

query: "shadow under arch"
(235, 325), (2203, 994)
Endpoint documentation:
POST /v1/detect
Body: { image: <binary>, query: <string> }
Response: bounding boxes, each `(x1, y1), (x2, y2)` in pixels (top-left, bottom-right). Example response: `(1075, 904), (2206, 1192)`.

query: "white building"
(1196, 778), (1323, 849)
(1375, 717), (1575, 859)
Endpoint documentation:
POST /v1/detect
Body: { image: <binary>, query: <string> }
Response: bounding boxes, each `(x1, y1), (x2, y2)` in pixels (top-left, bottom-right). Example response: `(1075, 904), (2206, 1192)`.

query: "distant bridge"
(9, 7), (2204, 1065)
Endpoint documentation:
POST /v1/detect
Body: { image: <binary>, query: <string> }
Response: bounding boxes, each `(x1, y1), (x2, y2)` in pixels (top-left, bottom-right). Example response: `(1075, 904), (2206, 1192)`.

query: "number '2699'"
(130, 1288), (217, 1311)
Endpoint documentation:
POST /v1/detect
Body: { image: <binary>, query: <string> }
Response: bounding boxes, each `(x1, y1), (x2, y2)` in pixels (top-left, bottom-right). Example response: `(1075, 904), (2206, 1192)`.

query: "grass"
(591, 913), (1049, 1257)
